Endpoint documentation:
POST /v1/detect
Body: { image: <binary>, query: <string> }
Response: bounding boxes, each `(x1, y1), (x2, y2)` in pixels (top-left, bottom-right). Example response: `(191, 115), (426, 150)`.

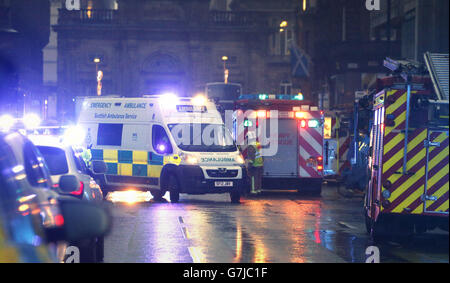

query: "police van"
(77, 94), (245, 203)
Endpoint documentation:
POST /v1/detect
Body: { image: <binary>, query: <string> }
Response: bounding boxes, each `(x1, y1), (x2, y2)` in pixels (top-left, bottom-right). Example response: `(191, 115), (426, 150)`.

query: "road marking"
(180, 226), (190, 239)
(188, 247), (205, 263)
(337, 221), (357, 230)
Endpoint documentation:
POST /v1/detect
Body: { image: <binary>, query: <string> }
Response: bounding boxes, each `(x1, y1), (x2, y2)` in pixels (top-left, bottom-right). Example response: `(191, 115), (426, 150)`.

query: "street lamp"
(222, 56), (229, 84)
(279, 20), (287, 32)
(93, 58), (102, 96)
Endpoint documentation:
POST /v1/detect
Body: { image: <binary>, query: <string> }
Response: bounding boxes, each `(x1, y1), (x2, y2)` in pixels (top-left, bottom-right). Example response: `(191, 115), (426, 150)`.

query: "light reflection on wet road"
(104, 186), (449, 263)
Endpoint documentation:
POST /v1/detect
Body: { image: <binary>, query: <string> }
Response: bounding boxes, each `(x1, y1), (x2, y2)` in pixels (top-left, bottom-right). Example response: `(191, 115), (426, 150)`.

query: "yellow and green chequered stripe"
(91, 149), (178, 178)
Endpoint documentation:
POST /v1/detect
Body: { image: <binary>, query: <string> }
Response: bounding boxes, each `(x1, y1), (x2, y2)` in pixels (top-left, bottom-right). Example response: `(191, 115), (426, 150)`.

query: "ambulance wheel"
(168, 176), (180, 203)
(230, 191), (241, 204)
(150, 189), (164, 201)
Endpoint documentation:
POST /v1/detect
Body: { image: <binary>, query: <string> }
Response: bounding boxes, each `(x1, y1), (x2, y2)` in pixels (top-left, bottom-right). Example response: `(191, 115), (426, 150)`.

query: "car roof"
(27, 135), (68, 150)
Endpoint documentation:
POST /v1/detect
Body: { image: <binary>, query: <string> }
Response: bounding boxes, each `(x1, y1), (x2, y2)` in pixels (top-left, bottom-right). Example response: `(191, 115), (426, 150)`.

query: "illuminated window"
(269, 19), (294, 56)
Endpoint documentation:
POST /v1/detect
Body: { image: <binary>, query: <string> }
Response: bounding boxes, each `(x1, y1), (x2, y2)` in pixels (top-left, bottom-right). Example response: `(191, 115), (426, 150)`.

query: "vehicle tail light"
(300, 120), (307, 128)
(295, 112), (306, 119)
(52, 183), (59, 189)
(257, 110), (267, 119)
(317, 156), (323, 171)
(70, 181), (84, 197)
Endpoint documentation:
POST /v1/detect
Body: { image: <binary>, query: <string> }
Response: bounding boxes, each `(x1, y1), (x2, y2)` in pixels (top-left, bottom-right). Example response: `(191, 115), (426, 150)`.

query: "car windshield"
(168, 123), (236, 152)
(36, 146), (69, 175)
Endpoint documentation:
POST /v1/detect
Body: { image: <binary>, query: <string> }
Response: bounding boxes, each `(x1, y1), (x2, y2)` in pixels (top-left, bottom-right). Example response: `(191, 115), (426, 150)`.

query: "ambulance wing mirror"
(92, 160), (108, 174)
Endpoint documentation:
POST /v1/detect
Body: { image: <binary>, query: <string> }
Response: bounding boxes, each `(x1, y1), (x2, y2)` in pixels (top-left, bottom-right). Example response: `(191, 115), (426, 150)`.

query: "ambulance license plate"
(215, 181), (233, 187)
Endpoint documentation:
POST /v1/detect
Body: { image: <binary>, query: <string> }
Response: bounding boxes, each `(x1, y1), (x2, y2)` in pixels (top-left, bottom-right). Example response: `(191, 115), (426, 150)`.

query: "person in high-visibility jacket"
(246, 140), (264, 195)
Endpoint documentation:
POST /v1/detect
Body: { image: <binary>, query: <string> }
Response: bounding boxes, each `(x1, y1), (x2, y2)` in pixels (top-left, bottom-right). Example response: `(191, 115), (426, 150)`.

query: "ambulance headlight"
(186, 155), (198, 165)
(0, 114), (15, 132)
(180, 152), (198, 165)
(236, 155), (245, 165)
(23, 113), (41, 130)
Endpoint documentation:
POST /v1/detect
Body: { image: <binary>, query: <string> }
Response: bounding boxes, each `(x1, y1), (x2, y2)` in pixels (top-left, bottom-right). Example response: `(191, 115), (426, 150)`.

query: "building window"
(269, 20), (294, 56)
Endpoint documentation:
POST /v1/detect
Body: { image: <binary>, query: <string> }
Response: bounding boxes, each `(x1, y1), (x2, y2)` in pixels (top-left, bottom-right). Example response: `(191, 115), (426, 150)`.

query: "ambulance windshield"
(168, 123), (236, 152)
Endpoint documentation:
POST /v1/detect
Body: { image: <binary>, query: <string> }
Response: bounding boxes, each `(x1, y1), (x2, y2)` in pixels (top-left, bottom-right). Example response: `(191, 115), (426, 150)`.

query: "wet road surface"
(103, 185), (449, 263)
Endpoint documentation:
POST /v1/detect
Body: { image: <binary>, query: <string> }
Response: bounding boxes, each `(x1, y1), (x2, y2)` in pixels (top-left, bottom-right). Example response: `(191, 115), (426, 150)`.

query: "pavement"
(103, 185), (449, 263)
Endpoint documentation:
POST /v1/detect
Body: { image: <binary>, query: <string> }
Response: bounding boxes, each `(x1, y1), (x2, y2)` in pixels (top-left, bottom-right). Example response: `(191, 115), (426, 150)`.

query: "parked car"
(28, 134), (108, 262)
(0, 132), (110, 263)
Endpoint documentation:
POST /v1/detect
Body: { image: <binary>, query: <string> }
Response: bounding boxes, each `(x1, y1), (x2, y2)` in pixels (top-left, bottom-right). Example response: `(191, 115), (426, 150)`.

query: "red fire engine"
(233, 94), (324, 195)
(365, 56), (449, 239)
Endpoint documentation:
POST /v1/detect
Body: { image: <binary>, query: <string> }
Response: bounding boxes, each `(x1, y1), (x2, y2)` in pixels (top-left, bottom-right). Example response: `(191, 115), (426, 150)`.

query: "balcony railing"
(57, 9), (268, 29)
(58, 9), (118, 24)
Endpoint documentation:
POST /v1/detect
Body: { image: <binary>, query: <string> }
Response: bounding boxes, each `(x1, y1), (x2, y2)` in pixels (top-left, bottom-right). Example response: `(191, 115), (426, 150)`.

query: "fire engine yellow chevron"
(386, 134), (448, 213)
(382, 129), (427, 174)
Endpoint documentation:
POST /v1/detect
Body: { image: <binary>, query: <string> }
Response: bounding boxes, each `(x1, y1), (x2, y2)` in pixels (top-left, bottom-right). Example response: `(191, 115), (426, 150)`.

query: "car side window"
(72, 149), (88, 174)
(23, 142), (52, 189)
(152, 125), (173, 155)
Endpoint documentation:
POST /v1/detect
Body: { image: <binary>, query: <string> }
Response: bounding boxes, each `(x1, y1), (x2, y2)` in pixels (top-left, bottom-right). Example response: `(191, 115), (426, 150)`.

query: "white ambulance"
(77, 94), (245, 203)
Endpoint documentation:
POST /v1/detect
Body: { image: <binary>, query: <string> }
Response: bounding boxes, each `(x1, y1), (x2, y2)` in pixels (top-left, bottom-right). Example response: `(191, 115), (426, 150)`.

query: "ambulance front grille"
(206, 169), (239, 178)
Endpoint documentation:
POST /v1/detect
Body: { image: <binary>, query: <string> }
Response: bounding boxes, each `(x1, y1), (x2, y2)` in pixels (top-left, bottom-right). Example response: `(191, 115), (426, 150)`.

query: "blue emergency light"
(239, 94), (304, 101)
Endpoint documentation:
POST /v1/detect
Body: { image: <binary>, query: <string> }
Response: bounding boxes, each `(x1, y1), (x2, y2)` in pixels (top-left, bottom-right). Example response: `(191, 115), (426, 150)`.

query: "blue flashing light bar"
(239, 94), (304, 101)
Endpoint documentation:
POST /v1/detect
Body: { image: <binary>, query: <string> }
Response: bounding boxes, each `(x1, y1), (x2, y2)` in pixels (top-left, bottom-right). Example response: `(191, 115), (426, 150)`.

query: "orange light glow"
(317, 165), (323, 171)
(295, 112), (306, 119)
(18, 204), (29, 212)
(106, 190), (152, 204)
(257, 110), (267, 119)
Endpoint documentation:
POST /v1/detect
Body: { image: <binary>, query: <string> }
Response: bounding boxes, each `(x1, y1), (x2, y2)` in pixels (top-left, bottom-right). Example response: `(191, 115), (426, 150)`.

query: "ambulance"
(77, 94), (246, 203)
(234, 94), (324, 195)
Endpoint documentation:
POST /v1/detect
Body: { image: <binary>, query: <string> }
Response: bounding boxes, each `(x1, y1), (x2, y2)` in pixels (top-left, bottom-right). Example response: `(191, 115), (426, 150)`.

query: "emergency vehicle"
(77, 94), (246, 203)
(365, 55), (449, 239)
(322, 110), (353, 178)
(234, 94), (324, 195)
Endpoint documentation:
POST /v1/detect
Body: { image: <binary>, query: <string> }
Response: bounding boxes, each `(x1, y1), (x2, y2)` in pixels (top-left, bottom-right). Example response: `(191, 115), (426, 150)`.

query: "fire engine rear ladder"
(424, 52), (449, 102)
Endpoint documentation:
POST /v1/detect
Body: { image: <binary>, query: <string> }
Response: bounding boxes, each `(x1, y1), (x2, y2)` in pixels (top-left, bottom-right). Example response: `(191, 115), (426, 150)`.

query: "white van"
(77, 95), (245, 203)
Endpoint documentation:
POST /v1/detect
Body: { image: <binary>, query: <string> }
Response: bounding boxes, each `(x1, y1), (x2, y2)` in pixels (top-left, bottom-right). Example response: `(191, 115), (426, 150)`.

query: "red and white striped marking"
(299, 113), (323, 178)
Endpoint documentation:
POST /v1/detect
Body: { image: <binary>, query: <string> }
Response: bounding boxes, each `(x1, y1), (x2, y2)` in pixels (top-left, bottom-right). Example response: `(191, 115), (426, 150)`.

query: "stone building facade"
(54, 0), (302, 120)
